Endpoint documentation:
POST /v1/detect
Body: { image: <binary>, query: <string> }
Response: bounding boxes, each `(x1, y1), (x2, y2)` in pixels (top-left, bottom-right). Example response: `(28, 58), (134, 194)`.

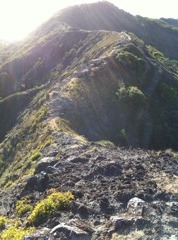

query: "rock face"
(19, 141), (178, 240)
(127, 197), (146, 216)
(51, 223), (91, 240)
(24, 171), (49, 192)
(23, 228), (50, 240)
(34, 157), (57, 174)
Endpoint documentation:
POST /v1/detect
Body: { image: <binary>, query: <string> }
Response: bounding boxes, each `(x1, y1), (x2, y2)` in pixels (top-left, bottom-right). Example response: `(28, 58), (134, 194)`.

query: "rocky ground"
(2, 132), (177, 240)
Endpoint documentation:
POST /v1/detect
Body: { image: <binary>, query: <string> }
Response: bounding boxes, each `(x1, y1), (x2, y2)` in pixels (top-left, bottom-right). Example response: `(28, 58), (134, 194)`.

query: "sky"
(0, 0), (177, 42)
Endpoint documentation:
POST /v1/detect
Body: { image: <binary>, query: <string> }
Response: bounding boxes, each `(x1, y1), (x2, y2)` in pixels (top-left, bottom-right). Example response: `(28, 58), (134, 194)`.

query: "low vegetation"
(116, 85), (147, 109)
(154, 173), (178, 194)
(28, 191), (74, 226)
(29, 151), (42, 162)
(0, 90), (52, 188)
(111, 231), (145, 240)
(0, 216), (34, 240)
(15, 198), (33, 217)
(147, 45), (178, 76)
(54, 117), (88, 144)
(116, 49), (145, 80)
(0, 226), (34, 240)
(97, 140), (115, 147)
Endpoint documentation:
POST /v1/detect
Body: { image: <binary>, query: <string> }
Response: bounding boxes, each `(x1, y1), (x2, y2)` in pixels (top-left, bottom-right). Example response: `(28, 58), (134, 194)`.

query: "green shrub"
(0, 226), (34, 240)
(29, 151), (41, 161)
(116, 50), (145, 75)
(15, 198), (33, 217)
(147, 45), (178, 75)
(116, 86), (147, 108)
(28, 191), (74, 226)
(97, 140), (115, 147)
(3, 180), (14, 190)
(159, 83), (178, 105)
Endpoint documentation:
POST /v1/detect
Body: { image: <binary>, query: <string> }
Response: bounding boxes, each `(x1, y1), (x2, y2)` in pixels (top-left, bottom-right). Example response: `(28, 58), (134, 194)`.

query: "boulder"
(23, 228), (50, 240)
(25, 171), (49, 192)
(142, 204), (162, 222)
(67, 156), (89, 164)
(127, 197), (146, 216)
(110, 215), (152, 233)
(50, 223), (91, 240)
(127, 198), (162, 223)
(34, 157), (57, 174)
(167, 202), (178, 217)
(110, 216), (134, 232)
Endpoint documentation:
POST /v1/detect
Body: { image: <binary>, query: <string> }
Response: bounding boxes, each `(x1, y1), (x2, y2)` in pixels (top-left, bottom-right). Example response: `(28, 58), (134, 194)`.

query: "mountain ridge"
(0, 2), (178, 239)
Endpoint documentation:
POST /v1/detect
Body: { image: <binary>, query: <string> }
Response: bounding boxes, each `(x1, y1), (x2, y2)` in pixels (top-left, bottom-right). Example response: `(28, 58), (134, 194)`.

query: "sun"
(0, 0), (100, 42)
(0, 0), (64, 42)
(1, 0), (177, 42)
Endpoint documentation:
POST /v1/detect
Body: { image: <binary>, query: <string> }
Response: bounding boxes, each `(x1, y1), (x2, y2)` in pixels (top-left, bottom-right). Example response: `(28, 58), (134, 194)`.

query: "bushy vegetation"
(0, 226), (34, 240)
(15, 198), (33, 217)
(116, 86), (147, 108)
(147, 45), (178, 75)
(54, 117), (88, 144)
(29, 151), (42, 162)
(0, 90), (52, 188)
(116, 50), (145, 78)
(28, 191), (74, 226)
(159, 83), (178, 106)
(97, 140), (115, 147)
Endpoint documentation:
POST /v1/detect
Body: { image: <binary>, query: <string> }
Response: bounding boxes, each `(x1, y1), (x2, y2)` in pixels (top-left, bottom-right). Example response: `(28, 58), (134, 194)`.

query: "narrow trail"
(49, 118), (59, 131)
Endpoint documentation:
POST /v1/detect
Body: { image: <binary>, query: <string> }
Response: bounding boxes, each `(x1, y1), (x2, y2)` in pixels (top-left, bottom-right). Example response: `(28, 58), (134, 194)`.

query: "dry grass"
(49, 117), (88, 144)
(111, 230), (144, 240)
(62, 77), (89, 100)
(154, 173), (178, 194)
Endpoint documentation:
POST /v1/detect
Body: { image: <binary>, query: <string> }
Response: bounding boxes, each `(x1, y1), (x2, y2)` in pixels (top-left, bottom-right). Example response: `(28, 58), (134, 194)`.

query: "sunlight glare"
(0, 0), (96, 42)
(0, 0), (62, 41)
(0, 0), (177, 42)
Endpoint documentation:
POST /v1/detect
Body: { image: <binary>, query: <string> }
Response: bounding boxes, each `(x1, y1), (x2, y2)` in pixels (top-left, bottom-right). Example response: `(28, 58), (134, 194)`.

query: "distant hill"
(160, 17), (178, 27)
(53, 2), (178, 60)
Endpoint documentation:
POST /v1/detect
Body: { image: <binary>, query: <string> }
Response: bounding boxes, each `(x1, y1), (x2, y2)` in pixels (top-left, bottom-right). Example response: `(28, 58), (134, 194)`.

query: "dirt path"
(49, 118), (59, 131)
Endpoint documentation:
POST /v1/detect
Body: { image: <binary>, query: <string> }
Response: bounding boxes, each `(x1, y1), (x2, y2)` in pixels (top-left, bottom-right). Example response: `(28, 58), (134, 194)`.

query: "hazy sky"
(0, 0), (177, 41)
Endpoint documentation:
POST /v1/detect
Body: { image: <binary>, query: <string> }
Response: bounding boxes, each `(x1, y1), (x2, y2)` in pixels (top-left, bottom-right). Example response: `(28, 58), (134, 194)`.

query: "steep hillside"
(1, 28), (178, 149)
(0, 2), (178, 240)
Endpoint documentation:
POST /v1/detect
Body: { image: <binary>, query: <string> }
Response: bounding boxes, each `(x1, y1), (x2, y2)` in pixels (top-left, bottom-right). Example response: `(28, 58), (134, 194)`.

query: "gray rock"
(50, 223), (91, 240)
(35, 157), (57, 174)
(110, 216), (135, 232)
(127, 197), (146, 216)
(142, 204), (162, 222)
(67, 156), (89, 164)
(23, 228), (50, 240)
(25, 171), (49, 192)
(166, 202), (178, 217)
(170, 235), (178, 240)
(127, 198), (162, 223)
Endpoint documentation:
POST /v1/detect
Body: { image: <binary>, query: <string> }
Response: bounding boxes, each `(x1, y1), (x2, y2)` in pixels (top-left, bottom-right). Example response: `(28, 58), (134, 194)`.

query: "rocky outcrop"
(17, 139), (178, 239)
